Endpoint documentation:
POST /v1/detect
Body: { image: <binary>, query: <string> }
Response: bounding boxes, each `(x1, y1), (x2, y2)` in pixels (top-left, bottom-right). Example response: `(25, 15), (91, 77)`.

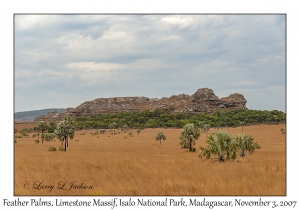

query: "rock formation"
(35, 88), (247, 122)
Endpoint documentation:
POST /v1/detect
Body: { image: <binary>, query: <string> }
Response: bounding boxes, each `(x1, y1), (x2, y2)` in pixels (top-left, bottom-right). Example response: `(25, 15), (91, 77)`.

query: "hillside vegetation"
(74, 109), (285, 130)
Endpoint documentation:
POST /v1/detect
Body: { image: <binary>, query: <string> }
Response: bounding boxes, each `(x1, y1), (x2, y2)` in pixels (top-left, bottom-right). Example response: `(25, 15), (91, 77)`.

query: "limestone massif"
(35, 88), (247, 122)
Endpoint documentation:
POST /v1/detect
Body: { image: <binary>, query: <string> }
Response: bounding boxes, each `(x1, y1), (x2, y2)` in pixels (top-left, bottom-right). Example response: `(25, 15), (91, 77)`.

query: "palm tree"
(239, 121), (245, 133)
(28, 128), (33, 134)
(199, 130), (238, 162)
(54, 117), (75, 151)
(37, 121), (48, 144)
(198, 121), (204, 133)
(202, 124), (210, 135)
(155, 132), (166, 144)
(179, 123), (200, 152)
(235, 133), (261, 157)
(109, 122), (117, 135)
(215, 110), (222, 130)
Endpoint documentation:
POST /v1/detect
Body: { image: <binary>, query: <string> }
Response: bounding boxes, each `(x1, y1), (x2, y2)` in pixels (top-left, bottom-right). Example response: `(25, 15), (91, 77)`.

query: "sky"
(14, 14), (286, 112)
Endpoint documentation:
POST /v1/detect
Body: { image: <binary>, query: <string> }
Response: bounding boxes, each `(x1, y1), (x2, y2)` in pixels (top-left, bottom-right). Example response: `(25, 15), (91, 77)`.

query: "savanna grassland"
(14, 123), (286, 196)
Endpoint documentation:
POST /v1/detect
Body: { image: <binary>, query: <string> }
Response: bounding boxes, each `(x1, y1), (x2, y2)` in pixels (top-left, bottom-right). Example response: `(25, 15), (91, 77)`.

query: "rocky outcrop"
(221, 93), (248, 109)
(191, 88), (219, 100)
(35, 88), (247, 122)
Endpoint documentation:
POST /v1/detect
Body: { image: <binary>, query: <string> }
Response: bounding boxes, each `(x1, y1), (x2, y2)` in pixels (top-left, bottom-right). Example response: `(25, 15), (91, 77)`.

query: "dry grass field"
(14, 123), (286, 196)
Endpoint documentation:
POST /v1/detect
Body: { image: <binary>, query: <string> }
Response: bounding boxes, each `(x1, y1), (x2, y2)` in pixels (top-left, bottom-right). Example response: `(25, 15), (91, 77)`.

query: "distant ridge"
(14, 108), (66, 122)
(35, 88), (248, 122)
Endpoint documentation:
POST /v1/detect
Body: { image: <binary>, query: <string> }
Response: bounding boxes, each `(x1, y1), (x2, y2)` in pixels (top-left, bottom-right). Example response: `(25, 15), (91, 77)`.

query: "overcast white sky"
(14, 14), (286, 112)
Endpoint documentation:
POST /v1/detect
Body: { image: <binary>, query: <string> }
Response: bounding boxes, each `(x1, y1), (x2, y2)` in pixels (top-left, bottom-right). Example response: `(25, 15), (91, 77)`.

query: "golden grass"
(14, 123), (286, 196)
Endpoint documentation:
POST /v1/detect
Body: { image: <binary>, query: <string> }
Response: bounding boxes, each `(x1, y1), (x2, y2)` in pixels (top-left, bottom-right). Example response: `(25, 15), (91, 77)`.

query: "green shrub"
(129, 132), (134, 137)
(123, 136), (127, 139)
(32, 134), (36, 138)
(43, 133), (56, 141)
(35, 140), (40, 144)
(59, 147), (64, 151)
(75, 139), (79, 141)
(280, 128), (286, 134)
(48, 146), (56, 151)
(14, 140), (17, 143)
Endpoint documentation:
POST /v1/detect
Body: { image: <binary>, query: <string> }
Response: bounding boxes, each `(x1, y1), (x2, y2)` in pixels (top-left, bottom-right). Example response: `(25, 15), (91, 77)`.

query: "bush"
(48, 146), (56, 151)
(32, 134), (36, 138)
(280, 128), (286, 134)
(43, 133), (56, 141)
(129, 132), (134, 137)
(123, 136), (127, 139)
(14, 140), (17, 143)
(35, 140), (39, 144)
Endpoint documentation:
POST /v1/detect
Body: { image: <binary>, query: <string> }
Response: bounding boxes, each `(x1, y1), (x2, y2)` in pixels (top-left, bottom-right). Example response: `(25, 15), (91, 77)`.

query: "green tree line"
(73, 109), (286, 130)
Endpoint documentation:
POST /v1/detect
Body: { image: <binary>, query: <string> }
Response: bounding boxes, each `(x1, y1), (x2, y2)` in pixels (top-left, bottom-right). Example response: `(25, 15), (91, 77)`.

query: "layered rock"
(35, 88), (247, 122)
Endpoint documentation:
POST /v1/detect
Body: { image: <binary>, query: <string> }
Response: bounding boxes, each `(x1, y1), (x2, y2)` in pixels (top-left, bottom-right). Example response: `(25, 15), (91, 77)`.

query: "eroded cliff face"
(35, 88), (247, 122)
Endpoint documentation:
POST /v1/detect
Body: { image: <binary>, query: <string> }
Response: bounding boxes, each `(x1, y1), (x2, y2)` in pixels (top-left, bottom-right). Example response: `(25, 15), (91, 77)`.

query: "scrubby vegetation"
(73, 109), (285, 130)
(280, 128), (286, 134)
(129, 132), (134, 137)
(48, 146), (56, 151)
